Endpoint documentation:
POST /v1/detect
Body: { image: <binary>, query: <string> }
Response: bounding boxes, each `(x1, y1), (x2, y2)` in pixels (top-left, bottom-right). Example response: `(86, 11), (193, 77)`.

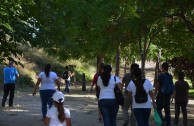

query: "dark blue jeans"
(133, 108), (151, 126)
(98, 99), (119, 126)
(64, 80), (70, 93)
(156, 94), (171, 126)
(40, 89), (55, 117)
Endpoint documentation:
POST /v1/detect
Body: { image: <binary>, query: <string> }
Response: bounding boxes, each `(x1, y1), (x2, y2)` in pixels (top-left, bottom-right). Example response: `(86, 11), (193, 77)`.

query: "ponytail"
(44, 64), (51, 77)
(133, 68), (143, 88)
(101, 65), (112, 87)
(54, 101), (66, 123)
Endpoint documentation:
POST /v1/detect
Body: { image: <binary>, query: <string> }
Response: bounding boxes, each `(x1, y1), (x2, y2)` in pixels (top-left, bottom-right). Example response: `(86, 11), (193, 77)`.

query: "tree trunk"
(141, 53), (146, 78)
(82, 73), (86, 91)
(154, 60), (159, 87)
(124, 59), (127, 74)
(115, 45), (120, 76)
(97, 55), (104, 71)
(154, 48), (162, 86)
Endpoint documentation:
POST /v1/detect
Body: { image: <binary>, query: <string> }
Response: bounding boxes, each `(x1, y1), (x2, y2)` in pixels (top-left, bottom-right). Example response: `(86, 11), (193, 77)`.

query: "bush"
(16, 74), (34, 88)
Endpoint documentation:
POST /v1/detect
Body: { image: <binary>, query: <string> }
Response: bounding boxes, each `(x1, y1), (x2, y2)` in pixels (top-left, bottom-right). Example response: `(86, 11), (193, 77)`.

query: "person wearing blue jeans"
(97, 64), (123, 126)
(98, 99), (119, 126)
(133, 108), (151, 126)
(127, 68), (156, 126)
(155, 62), (173, 126)
(40, 90), (56, 117)
(33, 64), (61, 118)
(64, 80), (70, 94)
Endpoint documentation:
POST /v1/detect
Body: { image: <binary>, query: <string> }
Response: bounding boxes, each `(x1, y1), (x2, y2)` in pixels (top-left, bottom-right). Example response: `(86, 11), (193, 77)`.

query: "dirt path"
(0, 87), (194, 126)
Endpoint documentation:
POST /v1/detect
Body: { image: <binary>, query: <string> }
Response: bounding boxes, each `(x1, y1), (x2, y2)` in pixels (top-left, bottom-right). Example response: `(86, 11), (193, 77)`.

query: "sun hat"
(52, 91), (65, 103)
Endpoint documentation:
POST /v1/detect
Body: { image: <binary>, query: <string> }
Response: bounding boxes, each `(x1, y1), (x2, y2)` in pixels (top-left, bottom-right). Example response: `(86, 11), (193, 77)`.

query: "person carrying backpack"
(122, 63), (139, 126)
(155, 62), (174, 126)
(63, 66), (72, 94)
(127, 68), (155, 126)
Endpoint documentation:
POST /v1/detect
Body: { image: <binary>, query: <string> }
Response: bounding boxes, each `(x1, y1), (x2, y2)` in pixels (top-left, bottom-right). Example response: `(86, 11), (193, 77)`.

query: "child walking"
(173, 71), (189, 126)
(44, 91), (72, 126)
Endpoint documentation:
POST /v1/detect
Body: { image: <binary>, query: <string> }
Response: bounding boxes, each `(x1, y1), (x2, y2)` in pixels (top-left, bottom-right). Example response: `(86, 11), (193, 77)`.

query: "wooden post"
(82, 73), (86, 91)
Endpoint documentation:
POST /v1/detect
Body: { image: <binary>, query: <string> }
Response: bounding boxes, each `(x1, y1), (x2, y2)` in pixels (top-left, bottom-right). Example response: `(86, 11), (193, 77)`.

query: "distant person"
(2, 61), (19, 107)
(63, 66), (72, 94)
(155, 62), (174, 126)
(33, 64), (61, 119)
(122, 63), (139, 126)
(97, 64), (123, 126)
(173, 71), (189, 126)
(90, 62), (105, 122)
(127, 68), (155, 126)
(44, 91), (72, 126)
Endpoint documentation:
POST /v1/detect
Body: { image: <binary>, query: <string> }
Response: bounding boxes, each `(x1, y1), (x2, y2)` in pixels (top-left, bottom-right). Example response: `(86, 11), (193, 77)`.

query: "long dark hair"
(101, 64), (112, 87)
(133, 68), (143, 88)
(54, 101), (66, 123)
(44, 64), (51, 77)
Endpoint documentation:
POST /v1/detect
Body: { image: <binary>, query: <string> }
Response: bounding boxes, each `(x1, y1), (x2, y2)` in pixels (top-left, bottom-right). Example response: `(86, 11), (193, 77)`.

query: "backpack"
(134, 79), (148, 103)
(63, 71), (69, 79)
(161, 73), (174, 95)
(114, 76), (124, 106)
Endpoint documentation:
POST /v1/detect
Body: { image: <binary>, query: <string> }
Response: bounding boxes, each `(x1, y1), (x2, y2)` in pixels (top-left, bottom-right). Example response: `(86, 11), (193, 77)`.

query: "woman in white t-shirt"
(44, 91), (71, 126)
(127, 68), (155, 126)
(33, 64), (61, 119)
(97, 64), (122, 126)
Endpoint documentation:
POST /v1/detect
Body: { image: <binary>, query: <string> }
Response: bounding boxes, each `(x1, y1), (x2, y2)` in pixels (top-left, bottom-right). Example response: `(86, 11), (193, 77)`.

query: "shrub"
(16, 74), (34, 88)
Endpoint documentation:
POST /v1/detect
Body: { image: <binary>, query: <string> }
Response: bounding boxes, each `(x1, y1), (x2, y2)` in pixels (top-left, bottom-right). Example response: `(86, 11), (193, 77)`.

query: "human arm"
(154, 81), (160, 98)
(68, 71), (72, 77)
(55, 79), (61, 91)
(43, 117), (50, 125)
(66, 118), (72, 126)
(117, 82), (123, 91)
(121, 74), (126, 90)
(149, 89), (156, 108)
(15, 69), (20, 78)
(33, 78), (41, 96)
(90, 73), (98, 92)
(126, 80), (133, 98)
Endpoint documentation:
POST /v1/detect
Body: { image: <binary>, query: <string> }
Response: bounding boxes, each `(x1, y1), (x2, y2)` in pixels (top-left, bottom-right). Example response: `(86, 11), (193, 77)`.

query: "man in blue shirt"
(2, 61), (19, 107)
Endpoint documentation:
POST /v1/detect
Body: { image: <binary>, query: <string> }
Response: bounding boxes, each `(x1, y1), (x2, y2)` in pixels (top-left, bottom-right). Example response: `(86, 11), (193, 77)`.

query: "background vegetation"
(0, 0), (194, 97)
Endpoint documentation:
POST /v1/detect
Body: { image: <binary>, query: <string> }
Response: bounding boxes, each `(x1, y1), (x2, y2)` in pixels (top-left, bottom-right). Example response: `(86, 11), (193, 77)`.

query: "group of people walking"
(1, 60), (189, 126)
(1, 62), (72, 126)
(91, 62), (189, 126)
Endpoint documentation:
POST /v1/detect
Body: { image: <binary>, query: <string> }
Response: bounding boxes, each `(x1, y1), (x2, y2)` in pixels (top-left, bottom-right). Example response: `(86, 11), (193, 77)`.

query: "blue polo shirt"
(3, 67), (19, 84)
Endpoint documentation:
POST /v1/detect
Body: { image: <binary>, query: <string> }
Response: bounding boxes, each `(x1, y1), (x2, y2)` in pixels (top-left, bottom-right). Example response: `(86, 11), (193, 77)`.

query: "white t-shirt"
(46, 106), (71, 126)
(97, 75), (121, 100)
(38, 71), (58, 90)
(127, 79), (154, 108)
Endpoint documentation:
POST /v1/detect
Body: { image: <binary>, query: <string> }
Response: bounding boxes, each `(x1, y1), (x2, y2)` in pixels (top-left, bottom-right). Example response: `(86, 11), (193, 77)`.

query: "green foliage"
(16, 74), (34, 88)
(0, 0), (193, 79)
(189, 89), (194, 98)
(0, 0), (35, 63)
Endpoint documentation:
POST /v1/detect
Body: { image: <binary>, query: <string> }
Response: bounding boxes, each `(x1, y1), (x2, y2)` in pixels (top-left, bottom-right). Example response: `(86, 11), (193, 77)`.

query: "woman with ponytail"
(44, 91), (71, 126)
(33, 64), (61, 119)
(97, 64), (123, 126)
(127, 68), (155, 126)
